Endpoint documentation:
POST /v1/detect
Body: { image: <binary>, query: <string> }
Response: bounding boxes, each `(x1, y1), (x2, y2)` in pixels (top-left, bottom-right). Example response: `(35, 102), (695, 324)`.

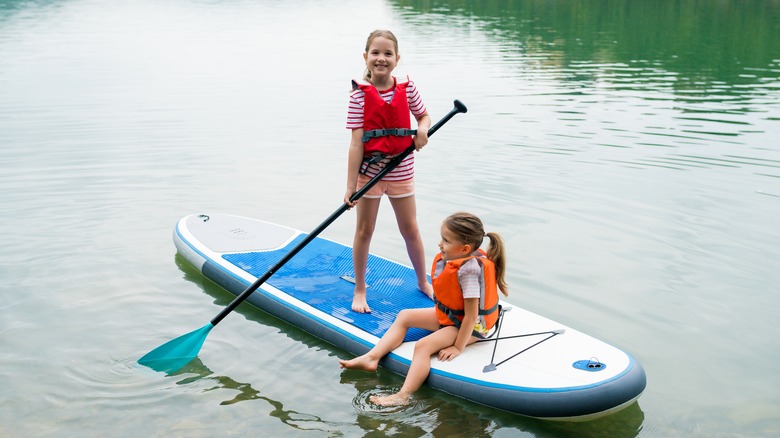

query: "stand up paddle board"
(173, 213), (646, 420)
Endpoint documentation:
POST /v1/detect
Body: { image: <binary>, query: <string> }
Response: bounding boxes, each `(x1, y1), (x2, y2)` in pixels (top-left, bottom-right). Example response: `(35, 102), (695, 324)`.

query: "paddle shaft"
(210, 99), (467, 326)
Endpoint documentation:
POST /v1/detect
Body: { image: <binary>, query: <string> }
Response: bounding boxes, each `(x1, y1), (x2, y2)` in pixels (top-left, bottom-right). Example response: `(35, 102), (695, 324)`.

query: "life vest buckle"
(361, 128), (417, 143)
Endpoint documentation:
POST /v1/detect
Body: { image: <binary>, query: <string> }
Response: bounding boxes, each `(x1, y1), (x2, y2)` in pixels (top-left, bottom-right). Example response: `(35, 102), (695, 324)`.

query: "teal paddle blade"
(139, 323), (213, 373)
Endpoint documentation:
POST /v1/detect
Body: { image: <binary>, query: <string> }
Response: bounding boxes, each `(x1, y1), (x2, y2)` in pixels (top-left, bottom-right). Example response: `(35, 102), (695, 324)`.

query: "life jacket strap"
(435, 299), (499, 317)
(434, 298), (501, 340)
(362, 128), (417, 143)
(359, 152), (387, 175)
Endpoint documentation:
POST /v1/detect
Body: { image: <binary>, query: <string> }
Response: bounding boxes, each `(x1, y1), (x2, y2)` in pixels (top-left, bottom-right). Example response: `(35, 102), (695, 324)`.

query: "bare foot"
(352, 290), (371, 313)
(370, 392), (411, 406)
(339, 354), (379, 372)
(419, 282), (434, 300)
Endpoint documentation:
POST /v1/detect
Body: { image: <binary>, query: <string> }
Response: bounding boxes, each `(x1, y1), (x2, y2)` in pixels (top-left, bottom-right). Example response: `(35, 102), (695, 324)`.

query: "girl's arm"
(413, 112), (430, 151)
(437, 298), (479, 361)
(344, 128), (365, 207)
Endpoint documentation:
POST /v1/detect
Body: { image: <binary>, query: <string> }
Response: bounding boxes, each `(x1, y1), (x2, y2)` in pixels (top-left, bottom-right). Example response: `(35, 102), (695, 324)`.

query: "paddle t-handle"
(139, 100), (467, 373)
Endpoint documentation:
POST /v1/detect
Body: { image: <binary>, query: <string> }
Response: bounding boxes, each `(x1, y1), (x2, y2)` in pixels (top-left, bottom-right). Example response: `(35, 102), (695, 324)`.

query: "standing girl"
(339, 212), (509, 406)
(344, 29), (433, 313)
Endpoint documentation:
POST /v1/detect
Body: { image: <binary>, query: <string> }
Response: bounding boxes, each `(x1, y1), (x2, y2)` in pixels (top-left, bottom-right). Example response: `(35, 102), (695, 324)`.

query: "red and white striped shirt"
(346, 78), (427, 181)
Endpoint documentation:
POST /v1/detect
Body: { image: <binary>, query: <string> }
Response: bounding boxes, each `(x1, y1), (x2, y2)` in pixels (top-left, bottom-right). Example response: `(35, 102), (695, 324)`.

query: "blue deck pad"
(223, 234), (434, 342)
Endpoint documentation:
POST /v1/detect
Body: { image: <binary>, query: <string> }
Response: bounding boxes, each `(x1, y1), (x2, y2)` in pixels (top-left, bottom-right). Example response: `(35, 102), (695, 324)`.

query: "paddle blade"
(139, 323), (213, 373)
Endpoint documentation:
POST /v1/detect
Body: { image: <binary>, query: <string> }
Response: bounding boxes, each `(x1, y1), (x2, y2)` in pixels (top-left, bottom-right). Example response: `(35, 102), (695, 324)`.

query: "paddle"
(139, 99), (468, 373)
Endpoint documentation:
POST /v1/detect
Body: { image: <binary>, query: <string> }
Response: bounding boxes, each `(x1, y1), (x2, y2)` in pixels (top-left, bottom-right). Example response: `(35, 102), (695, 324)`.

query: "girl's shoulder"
(351, 79), (369, 91)
(457, 257), (482, 278)
(463, 251), (488, 268)
(397, 75), (417, 91)
(350, 80), (368, 99)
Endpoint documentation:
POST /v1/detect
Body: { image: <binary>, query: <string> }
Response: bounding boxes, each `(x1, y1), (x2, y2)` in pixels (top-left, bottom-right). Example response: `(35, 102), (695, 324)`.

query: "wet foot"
(370, 392), (411, 406)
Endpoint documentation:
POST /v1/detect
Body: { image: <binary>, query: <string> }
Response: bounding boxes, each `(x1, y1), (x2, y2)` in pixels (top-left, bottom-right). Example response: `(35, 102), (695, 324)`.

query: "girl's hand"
(344, 189), (358, 208)
(437, 345), (462, 362)
(413, 128), (429, 151)
(413, 112), (431, 151)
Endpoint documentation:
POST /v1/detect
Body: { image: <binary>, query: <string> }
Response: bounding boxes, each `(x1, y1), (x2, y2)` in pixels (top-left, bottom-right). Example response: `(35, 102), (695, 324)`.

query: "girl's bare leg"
(388, 195), (434, 299)
(339, 308), (439, 371)
(370, 326), (461, 406)
(352, 197), (381, 313)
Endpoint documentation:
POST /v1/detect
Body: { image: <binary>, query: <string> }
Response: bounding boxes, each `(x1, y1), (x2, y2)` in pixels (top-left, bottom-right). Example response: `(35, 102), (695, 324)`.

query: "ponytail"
(485, 232), (508, 296)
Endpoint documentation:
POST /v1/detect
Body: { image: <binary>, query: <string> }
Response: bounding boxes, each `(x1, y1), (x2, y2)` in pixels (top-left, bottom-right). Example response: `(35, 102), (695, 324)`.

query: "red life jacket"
(357, 77), (414, 156)
(431, 251), (500, 334)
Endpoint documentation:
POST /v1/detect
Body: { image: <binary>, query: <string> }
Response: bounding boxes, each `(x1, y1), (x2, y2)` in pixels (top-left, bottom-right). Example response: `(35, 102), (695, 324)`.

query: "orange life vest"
(356, 77), (414, 156)
(431, 251), (500, 334)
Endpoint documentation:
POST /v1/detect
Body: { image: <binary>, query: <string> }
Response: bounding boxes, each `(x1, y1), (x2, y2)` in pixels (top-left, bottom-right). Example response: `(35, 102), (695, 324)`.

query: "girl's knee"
(395, 309), (425, 329)
(414, 336), (429, 349)
(414, 336), (437, 354)
(396, 309), (414, 323)
(355, 224), (375, 241)
(398, 223), (421, 242)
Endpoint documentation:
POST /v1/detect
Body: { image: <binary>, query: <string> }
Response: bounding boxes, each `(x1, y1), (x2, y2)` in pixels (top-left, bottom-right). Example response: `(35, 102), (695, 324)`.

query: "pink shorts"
(357, 174), (415, 199)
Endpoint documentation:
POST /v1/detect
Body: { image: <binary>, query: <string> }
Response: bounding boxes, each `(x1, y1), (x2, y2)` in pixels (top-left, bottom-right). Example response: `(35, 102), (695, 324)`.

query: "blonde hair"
(442, 212), (509, 296)
(363, 29), (399, 82)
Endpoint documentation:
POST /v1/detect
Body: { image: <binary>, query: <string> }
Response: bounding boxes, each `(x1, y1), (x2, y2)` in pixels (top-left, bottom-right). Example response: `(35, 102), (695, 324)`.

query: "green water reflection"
(395, 0), (779, 93)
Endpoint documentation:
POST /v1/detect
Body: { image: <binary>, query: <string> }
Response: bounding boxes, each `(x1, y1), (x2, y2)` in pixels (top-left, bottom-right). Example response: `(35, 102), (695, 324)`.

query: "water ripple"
(352, 386), (427, 418)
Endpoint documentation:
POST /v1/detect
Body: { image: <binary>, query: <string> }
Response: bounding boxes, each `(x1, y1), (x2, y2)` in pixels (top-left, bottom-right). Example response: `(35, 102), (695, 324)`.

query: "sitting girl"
(339, 212), (509, 406)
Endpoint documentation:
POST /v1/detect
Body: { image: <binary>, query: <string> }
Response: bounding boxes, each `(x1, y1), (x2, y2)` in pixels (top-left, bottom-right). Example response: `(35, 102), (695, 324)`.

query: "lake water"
(1, 0), (778, 436)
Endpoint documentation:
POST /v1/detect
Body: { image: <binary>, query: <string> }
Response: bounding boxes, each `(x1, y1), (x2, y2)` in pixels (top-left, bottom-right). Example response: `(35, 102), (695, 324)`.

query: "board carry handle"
(139, 100), (467, 373)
